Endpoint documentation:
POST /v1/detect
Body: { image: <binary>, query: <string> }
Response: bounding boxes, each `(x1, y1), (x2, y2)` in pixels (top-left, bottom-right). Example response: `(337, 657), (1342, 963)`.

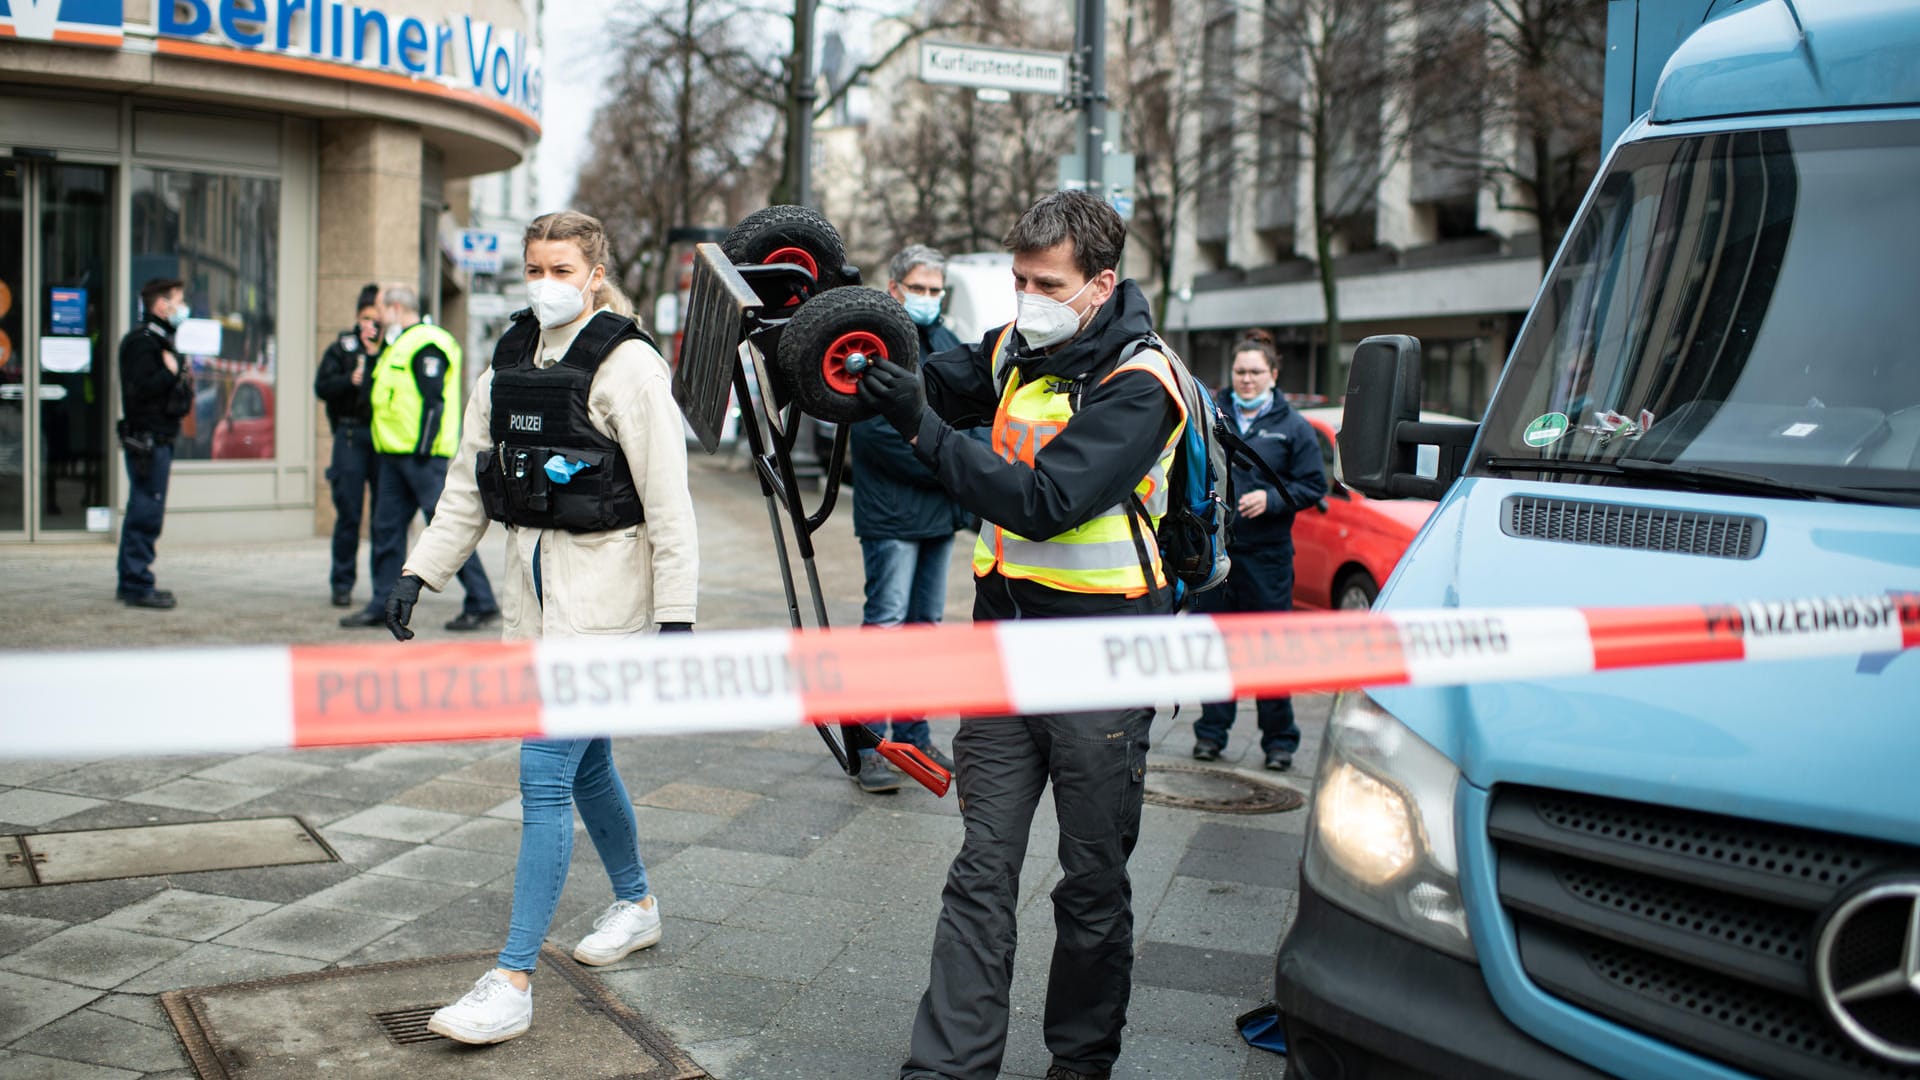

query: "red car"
(210, 374), (274, 459)
(1288, 406), (1467, 610)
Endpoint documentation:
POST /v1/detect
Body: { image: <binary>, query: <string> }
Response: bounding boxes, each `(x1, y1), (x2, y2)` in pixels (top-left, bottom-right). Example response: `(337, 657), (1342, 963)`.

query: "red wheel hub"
(764, 246), (820, 306)
(822, 331), (886, 396)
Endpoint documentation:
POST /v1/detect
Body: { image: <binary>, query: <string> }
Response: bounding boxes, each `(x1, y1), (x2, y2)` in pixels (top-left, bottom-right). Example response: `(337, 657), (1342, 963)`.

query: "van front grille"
(1500, 496), (1764, 558)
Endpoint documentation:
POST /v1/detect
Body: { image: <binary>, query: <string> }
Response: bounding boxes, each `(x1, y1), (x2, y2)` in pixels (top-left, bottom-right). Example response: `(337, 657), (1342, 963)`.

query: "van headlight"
(1304, 691), (1475, 960)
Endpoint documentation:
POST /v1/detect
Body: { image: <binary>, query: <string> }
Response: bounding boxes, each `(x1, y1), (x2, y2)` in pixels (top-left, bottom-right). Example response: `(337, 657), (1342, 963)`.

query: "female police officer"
(380, 210), (698, 1045)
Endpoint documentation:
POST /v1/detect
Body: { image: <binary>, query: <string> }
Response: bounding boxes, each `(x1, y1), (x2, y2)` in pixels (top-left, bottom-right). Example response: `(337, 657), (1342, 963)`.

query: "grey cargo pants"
(901, 704), (1154, 1080)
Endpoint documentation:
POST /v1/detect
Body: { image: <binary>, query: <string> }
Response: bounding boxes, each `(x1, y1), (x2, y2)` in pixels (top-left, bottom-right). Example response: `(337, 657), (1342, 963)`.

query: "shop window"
(130, 168), (278, 462)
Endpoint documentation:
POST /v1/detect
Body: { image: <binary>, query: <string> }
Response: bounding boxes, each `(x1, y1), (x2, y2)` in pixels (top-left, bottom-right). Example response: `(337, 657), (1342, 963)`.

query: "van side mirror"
(1338, 334), (1478, 501)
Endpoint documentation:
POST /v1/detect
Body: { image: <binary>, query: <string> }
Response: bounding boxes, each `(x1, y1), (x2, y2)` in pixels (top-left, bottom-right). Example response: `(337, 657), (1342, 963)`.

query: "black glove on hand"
(657, 622), (693, 634)
(855, 358), (926, 439)
(385, 574), (424, 641)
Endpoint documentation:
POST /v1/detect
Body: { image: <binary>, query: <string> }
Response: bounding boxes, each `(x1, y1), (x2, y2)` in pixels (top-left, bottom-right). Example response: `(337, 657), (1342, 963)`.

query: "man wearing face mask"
(114, 277), (195, 609)
(857, 192), (1186, 1080)
(339, 284), (498, 631)
(844, 244), (968, 793)
(313, 283), (384, 608)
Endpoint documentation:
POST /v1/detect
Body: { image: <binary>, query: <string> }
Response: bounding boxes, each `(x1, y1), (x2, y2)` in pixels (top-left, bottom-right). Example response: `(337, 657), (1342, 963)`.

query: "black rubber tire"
(1335, 569), (1380, 612)
(776, 288), (917, 425)
(722, 205), (850, 292)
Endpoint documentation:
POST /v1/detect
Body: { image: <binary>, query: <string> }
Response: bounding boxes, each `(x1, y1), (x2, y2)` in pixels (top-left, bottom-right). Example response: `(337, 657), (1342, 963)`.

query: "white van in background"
(940, 252), (1015, 344)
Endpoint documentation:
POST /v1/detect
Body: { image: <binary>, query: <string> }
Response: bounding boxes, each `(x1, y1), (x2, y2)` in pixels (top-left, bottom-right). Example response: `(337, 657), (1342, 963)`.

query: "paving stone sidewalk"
(0, 459), (1310, 1079)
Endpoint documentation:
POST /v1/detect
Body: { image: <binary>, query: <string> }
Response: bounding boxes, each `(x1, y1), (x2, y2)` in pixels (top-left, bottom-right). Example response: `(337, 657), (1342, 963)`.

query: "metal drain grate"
(372, 1005), (447, 1046)
(1143, 765), (1305, 814)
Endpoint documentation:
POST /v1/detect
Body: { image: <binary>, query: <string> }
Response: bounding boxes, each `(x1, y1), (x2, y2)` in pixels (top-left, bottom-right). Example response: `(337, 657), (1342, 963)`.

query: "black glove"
(855, 358), (926, 439)
(385, 574), (424, 641)
(658, 622), (693, 634)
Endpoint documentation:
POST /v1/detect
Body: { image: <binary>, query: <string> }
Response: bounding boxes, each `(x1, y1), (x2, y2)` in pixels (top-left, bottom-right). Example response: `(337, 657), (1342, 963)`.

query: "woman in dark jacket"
(1191, 336), (1328, 770)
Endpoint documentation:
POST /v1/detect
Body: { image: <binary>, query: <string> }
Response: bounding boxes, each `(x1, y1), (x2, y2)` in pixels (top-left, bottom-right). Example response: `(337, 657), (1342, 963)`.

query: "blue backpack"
(1117, 335), (1294, 610)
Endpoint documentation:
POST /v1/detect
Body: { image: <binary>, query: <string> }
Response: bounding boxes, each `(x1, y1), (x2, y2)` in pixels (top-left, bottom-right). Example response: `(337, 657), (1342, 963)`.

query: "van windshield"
(1471, 121), (1920, 503)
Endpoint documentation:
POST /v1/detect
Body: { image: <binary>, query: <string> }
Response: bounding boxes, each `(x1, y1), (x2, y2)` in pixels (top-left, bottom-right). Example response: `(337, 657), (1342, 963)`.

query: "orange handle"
(876, 739), (951, 798)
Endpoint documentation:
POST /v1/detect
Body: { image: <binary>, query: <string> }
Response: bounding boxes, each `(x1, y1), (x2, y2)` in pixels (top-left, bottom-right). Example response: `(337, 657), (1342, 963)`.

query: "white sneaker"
(427, 969), (531, 1044)
(572, 897), (662, 965)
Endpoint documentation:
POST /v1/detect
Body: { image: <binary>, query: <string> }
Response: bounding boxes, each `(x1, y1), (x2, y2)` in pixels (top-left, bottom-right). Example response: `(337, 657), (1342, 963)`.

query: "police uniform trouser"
(326, 423), (377, 594)
(362, 453), (497, 618)
(1191, 542), (1300, 753)
(904, 591), (1159, 1080)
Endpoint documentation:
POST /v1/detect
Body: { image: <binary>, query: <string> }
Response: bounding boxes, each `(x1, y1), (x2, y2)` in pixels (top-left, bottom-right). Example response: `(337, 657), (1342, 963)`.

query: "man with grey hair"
(858, 192), (1185, 1080)
(340, 284), (498, 630)
(844, 244), (968, 793)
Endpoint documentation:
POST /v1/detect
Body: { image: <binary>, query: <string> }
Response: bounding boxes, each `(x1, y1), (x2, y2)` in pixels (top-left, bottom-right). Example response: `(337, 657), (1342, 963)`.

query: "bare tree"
(1114, 0), (1202, 323)
(1485, 0), (1607, 267)
(855, 0), (1072, 261)
(1231, 0), (1444, 392)
(573, 0), (778, 317)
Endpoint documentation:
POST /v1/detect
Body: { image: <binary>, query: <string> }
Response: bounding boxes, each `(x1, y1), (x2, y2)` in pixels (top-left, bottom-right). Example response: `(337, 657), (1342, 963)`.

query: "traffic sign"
(918, 41), (1070, 96)
(458, 229), (505, 274)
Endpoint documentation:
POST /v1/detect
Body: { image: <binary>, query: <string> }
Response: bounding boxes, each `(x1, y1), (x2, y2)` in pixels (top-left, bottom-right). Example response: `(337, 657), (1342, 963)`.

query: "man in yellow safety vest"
(339, 284), (498, 631)
(858, 191), (1186, 1080)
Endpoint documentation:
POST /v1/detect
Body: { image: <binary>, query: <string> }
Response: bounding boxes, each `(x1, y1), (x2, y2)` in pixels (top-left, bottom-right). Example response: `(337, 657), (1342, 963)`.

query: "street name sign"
(918, 41), (1070, 96)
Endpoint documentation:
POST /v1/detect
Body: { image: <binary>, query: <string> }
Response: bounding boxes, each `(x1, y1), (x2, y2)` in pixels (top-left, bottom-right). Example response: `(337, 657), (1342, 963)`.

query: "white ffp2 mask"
(527, 278), (590, 329)
(1015, 278), (1096, 350)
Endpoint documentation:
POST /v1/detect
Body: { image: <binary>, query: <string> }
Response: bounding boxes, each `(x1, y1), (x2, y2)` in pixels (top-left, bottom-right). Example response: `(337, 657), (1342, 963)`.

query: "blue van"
(1274, 2), (1920, 1078)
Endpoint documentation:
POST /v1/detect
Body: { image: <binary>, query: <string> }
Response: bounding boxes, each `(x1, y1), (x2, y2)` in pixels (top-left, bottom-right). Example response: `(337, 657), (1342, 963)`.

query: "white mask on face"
(1015, 277), (1097, 350)
(527, 277), (591, 329)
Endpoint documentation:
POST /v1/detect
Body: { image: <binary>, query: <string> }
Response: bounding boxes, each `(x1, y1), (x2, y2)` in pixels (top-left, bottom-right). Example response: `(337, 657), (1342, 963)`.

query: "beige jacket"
(402, 310), (698, 639)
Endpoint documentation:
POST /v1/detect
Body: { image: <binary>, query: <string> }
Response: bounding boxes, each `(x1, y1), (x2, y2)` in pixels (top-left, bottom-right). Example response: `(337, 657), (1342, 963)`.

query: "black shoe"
(339, 609), (384, 628)
(331, 590), (353, 608)
(1045, 1065), (1111, 1080)
(906, 738), (955, 774)
(1265, 749), (1294, 772)
(444, 610), (500, 632)
(853, 752), (903, 794)
(1192, 738), (1223, 762)
(118, 591), (176, 610)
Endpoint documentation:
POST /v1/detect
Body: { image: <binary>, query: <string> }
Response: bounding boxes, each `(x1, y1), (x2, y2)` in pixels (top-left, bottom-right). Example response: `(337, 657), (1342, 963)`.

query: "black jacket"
(851, 320), (968, 540)
(915, 280), (1181, 616)
(1219, 387), (1327, 548)
(119, 312), (189, 439)
(314, 327), (378, 431)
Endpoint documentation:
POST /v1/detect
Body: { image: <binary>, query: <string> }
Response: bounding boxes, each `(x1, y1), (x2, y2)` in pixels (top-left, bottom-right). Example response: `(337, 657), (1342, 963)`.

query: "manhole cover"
(1143, 764), (1306, 814)
(161, 947), (706, 1079)
(2, 817), (336, 889)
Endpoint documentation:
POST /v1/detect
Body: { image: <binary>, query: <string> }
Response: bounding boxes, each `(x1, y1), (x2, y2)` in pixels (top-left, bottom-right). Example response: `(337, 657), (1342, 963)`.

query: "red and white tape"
(5, 593), (1916, 758)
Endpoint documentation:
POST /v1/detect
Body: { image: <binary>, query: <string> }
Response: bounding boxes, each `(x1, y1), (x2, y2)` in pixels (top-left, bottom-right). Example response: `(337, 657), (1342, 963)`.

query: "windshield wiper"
(1484, 455), (1920, 507)
(1483, 456), (1628, 477)
(1613, 460), (1920, 507)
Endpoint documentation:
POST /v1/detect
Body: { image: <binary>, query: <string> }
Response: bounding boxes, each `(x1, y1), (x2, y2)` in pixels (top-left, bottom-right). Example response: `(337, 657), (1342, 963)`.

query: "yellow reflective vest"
(371, 321), (463, 457)
(971, 325), (1187, 596)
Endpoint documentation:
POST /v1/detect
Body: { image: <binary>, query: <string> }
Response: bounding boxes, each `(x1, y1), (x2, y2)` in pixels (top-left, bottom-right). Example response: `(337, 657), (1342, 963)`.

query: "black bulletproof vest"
(476, 310), (657, 532)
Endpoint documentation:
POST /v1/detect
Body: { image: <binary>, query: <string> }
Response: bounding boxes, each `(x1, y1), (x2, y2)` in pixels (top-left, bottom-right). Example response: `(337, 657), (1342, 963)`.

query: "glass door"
(0, 161), (23, 535)
(36, 163), (113, 534)
(0, 158), (115, 540)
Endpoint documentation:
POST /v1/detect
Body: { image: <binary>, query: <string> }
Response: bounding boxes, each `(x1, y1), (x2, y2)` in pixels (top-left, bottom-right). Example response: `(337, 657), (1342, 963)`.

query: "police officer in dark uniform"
(115, 277), (193, 609)
(313, 283), (383, 607)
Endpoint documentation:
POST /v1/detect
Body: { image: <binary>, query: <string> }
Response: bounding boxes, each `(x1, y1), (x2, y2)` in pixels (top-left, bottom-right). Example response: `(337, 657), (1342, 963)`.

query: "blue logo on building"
(0, 0), (124, 44)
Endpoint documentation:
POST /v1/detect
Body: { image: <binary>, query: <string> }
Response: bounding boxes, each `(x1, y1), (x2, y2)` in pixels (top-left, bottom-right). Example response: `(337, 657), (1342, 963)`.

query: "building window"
(130, 168), (279, 462)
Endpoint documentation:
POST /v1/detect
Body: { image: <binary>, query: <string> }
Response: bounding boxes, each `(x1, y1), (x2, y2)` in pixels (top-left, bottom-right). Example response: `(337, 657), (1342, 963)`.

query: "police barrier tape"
(5, 592), (1917, 758)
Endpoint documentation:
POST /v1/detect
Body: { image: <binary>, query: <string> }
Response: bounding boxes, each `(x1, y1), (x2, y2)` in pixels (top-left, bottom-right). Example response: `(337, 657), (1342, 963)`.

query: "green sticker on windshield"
(1523, 412), (1569, 447)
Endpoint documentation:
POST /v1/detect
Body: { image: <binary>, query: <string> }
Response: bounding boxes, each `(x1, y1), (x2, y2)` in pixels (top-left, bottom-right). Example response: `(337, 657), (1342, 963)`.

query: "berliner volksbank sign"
(159, 0), (542, 121)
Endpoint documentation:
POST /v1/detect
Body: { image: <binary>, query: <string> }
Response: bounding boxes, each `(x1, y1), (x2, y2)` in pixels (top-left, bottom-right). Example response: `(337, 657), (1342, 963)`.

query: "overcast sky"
(533, 3), (900, 211)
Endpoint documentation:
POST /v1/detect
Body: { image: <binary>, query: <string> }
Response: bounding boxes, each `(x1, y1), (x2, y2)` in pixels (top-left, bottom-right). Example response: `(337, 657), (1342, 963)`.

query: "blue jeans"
(116, 443), (172, 598)
(363, 453), (497, 617)
(326, 424), (377, 593)
(1191, 543), (1300, 753)
(860, 535), (953, 745)
(498, 737), (649, 972)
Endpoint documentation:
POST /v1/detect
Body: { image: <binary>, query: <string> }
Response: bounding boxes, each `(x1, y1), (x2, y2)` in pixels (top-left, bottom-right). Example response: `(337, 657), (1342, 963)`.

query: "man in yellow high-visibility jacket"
(339, 284), (498, 631)
(859, 191), (1185, 1080)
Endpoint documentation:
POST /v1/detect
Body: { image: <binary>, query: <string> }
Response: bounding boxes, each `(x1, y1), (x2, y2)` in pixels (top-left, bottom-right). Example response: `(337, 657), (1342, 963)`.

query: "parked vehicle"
(940, 252), (1015, 345)
(1290, 406), (1468, 610)
(209, 374), (272, 459)
(1274, 4), (1920, 1080)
